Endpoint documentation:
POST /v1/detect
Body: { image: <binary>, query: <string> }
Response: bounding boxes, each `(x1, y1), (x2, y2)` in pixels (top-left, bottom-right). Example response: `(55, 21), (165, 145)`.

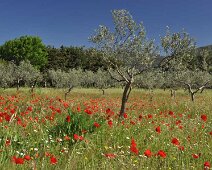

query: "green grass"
(0, 88), (211, 169)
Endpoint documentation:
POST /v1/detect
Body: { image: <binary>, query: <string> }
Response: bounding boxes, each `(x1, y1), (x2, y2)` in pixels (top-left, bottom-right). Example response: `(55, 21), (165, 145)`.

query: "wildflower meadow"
(0, 88), (211, 169)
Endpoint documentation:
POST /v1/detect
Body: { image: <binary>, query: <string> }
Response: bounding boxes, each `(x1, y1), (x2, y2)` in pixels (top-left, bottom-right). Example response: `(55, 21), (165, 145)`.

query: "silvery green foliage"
(135, 70), (164, 89)
(0, 60), (41, 88)
(90, 10), (158, 117)
(160, 28), (196, 72)
(161, 71), (178, 89)
(81, 70), (95, 88)
(67, 68), (83, 87)
(48, 69), (83, 88)
(94, 69), (116, 89)
(89, 9), (157, 82)
(175, 70), (212, 89)
(0, 63), (14, 88)
(13, 60), (41, 85)
(19, 61), (42, 87)
(175, 70), (211, 101)
(48, 69), (70, 88)
(199, 49), (210, 71)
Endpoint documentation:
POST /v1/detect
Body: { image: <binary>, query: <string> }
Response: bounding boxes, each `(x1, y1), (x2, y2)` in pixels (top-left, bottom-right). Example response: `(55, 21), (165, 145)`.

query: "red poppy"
(77, 106), (81, 112)
(144, 149), (152, 157)
(66, 115), (71, 122)
(131, 138), (137, 147)
(73, 134), (84, 141)
(27, 106), (33, 112)
(50, 156), (57, 164)
(138, 114), (142, 120)
(56, 108), (61, 114)
(130, 145), (139, 155)
(10, 108), (16, 114)
(12, 156), (24, 164)
(157, 150), (166, 158)
(5, 139), (11, 146)
(172, 138), (180, 146)
(63, 102), (69, 108)
(108, 120), (113, 127)
(106, 108), (111, 114)
(64, 135), (70, 141)
(204, 161), (210, 170)
(169, 111), (174, 115)
(187, 114), (192, 119)
(176, 120), (182, 125)
(201, 114), (207, 122)
(192, 154), (200, 159)
(156, 126), (161, 133)
(130, 138), (139, 155)
(130, 120), (136, 125)
(84, 109), (92, 115)
(93, 122), (100, 128)
(104, 153), (116, 158)
(24, 155), (31, 161)
(106, 108), (114, 117)
(123, 113), (128, 119)
(45, 152), (52, 157)
(178, 146), (184, 151)
(5, 114), (11, 122)
(148, 114), (153, 119)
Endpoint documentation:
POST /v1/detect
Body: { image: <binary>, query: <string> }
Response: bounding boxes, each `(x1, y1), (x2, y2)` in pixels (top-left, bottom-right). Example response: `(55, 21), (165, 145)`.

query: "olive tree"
(175, 70), (211, 101)
(0, 62), (14, 88)
(81, 70), (95, 88)
(160, 28), (211, 101)
(160, 28), (196, 71)
(94, 69), (116, 95)
(160, 28), (194, 98)
(135, 69), (164, 89)
(48, 69), (83, 100)
(90, 10), (157, 117)
(8, 60), (41, 91)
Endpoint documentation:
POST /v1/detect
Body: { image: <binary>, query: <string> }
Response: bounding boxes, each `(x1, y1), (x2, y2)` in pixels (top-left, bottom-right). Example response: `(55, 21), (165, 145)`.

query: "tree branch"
(193, 80), (210, 94)
(108, 68), (125, 82)
(126, 85), (132, 101)
(115, 65), (129, 83)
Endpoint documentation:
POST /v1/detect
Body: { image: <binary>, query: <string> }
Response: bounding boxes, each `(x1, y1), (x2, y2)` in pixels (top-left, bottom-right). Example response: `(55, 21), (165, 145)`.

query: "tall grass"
(0, 88), (211, 169)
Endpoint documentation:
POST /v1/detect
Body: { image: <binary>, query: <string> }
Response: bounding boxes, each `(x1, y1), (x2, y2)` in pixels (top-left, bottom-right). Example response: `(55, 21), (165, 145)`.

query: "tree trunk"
(64, 85), (73, 101)
(170, 89), (176, 98)
(44, 81), (47, 88)
(149, 89), (154, 102)
(30, 86), (35, 93)
(30, 80), (37, 93)
(191, 92), (195, 102)
(119, 82), (131, 118)
(101, 89), (105, 95)
(200, 87), (205, 93)
(170, 89), (173, 97)
(16, 79), (20, 91)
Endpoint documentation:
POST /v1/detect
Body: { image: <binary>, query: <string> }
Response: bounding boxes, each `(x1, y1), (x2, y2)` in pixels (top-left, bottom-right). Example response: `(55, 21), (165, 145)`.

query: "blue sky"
(0, 0), (211, 47)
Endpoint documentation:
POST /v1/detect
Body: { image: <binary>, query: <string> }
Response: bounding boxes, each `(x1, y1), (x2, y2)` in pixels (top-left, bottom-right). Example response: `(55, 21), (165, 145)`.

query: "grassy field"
(0, 88), (211, 169)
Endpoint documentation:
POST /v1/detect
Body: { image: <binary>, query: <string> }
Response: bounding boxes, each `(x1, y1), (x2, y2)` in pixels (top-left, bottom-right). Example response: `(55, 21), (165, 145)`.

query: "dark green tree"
(0, 35), (48, 69)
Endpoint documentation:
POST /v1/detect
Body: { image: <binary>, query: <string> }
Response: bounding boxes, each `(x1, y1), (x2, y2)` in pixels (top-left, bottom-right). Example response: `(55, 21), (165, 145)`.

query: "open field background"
(0, 88), (211, 169)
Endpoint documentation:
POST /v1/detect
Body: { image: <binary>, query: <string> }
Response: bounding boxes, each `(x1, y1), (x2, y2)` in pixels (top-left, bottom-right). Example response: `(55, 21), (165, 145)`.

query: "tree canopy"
(89, 9), (158, 117)
(0, 35), (48, 69)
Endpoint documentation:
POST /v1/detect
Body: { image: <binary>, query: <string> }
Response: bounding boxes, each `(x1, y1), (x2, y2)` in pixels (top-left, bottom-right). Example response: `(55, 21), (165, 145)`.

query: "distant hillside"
(197, 45), (212, 73)
(198, 45), (212, 51)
